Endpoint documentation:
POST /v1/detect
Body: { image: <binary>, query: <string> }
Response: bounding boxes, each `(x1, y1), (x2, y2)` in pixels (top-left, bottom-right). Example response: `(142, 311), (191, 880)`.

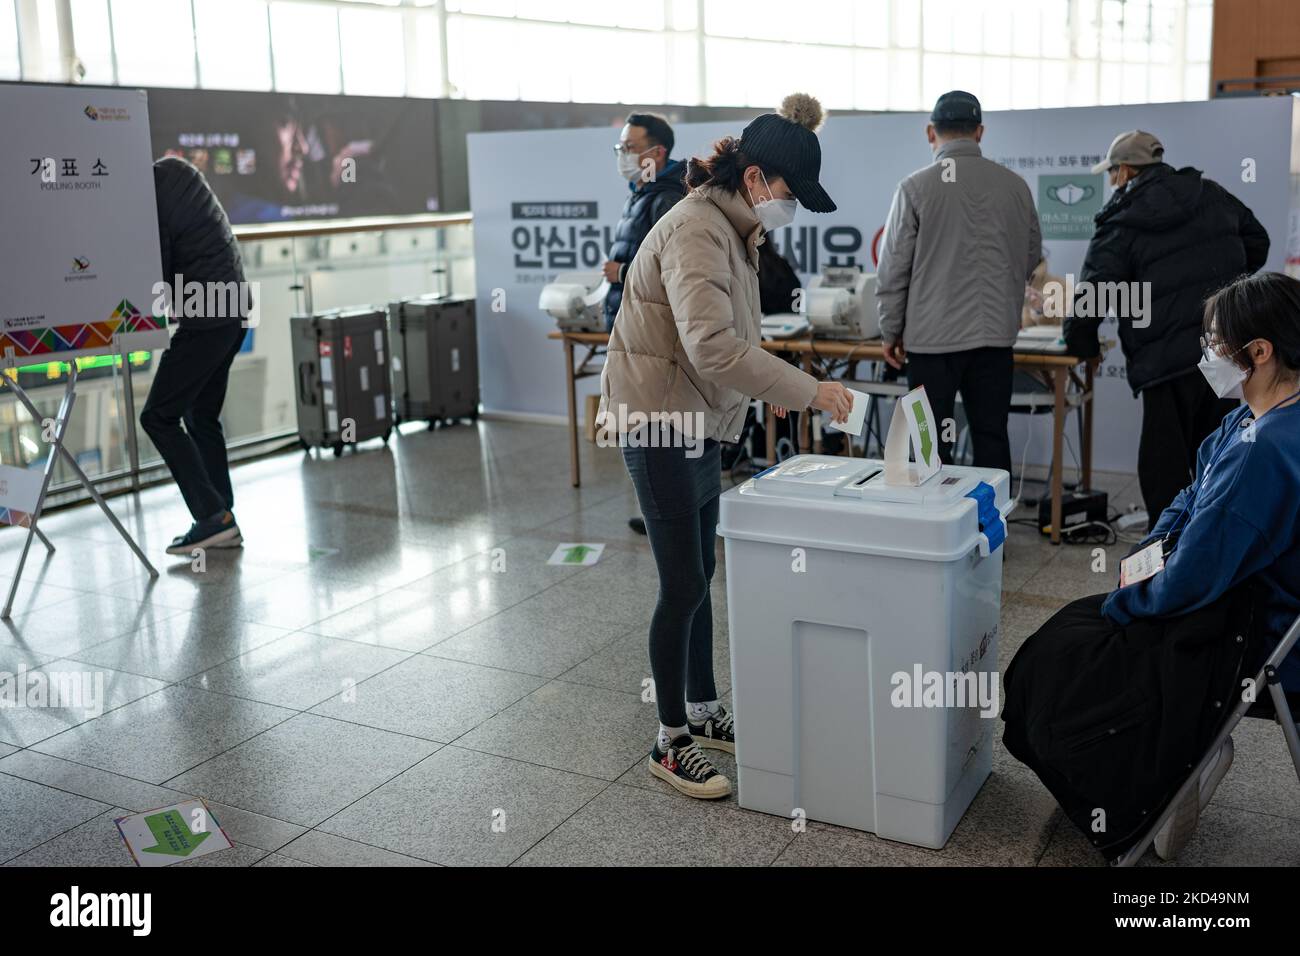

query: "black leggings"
(643, 498), (720, 727)
(623, 439), (721, 728)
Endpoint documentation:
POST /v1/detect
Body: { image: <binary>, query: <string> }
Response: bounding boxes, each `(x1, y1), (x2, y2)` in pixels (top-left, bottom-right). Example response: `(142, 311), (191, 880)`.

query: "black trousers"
(622, 438), (721, 728)
(140, 323), (246, 522)
(1139, 371), (1238, 531)
(907, 346), (1014, 474)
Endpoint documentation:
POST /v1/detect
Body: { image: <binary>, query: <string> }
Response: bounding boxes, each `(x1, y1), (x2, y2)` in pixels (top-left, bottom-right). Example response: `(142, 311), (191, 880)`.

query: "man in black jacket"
(1065, 130), (1270, 528)
(142, 157), (250, 555)
(604, 113), (687, 329)
(606, 113), (687, 535)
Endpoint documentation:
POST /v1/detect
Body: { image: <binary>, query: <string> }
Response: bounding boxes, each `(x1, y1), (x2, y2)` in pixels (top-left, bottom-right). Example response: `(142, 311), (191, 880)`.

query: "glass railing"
(0, 213), (475, 509)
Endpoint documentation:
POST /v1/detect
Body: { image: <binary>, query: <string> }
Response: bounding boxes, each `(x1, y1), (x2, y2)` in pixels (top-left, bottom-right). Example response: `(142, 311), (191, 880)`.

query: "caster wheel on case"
(382, 428), (392, 445)
(332, 441), (344, 458)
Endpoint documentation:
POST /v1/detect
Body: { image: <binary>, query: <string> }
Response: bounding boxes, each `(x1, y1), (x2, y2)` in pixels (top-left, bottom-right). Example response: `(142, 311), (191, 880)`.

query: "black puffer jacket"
(1064, 164), (1269, 394)
(758, 234), (801, 316)
(603, 159), (687, 328)
(154, 156), (248, 327)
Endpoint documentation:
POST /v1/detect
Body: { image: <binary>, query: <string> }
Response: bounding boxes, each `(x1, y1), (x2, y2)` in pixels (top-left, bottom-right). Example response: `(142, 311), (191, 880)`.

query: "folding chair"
(1113, 611), (1300, 866)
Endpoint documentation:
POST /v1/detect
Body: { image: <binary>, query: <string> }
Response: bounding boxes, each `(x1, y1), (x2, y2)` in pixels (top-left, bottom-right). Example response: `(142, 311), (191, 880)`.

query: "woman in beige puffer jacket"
(598, 94), (853, 800)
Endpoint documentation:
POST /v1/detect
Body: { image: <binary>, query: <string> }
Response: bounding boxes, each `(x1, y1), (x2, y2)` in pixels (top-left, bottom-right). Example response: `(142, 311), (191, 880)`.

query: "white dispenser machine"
(717, 455), (1011, 848)
(806, 266), (880, 339)
(538, 271), (609, 333)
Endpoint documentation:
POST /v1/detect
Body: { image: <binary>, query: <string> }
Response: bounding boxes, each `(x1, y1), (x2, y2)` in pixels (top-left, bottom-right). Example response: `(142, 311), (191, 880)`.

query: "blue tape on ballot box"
(965, 481), (1005, 553)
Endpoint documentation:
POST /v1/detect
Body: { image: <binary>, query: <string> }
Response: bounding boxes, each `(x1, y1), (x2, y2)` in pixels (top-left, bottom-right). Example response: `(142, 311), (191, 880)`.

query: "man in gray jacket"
(876, 91), (1040, 474)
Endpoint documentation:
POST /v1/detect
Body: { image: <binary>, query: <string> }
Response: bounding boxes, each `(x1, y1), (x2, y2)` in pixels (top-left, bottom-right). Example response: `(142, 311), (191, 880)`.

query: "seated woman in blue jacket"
(1004, 270), (1300, 863)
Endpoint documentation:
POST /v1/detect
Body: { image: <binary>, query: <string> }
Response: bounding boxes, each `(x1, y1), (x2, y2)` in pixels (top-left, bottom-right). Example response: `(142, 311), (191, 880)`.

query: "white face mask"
(748, 170), (797, 232)
(617, 148), (650, 182)
(1198, 345), (1249, 399)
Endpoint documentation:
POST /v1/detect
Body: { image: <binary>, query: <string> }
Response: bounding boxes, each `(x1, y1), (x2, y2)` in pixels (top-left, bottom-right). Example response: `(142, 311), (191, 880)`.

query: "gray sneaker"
(166, 511), (241, 555)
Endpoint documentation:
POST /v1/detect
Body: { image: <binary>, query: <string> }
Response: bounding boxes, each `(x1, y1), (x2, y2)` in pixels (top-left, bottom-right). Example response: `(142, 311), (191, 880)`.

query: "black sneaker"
(628, 516), (647, 535)
(166, 511), (242, 555)
(648, 734), (731, 799)
(688, 704), (735, 754)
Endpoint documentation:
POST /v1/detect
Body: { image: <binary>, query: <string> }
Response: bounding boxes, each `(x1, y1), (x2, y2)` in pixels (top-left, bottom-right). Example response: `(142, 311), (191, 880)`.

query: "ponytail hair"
(684, 136), (780, 194)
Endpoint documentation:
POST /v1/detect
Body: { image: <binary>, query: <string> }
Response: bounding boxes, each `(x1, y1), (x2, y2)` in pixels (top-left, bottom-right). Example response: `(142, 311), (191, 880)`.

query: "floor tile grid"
(3, 615), (643, 866)
(0, 461), (646, 867)
(174, 541), (668, 868)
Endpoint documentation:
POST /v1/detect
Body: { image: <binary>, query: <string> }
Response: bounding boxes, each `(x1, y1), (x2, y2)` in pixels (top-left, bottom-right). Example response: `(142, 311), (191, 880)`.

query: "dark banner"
(146, 87), (440, 224)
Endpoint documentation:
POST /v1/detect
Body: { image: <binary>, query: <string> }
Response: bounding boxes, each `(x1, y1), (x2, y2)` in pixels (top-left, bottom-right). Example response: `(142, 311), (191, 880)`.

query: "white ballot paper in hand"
(826, 388), (869, 437)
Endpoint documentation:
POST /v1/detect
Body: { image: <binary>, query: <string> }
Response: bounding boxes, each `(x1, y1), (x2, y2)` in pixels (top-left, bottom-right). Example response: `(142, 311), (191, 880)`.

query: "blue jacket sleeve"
(1103, 502), (1275, 625)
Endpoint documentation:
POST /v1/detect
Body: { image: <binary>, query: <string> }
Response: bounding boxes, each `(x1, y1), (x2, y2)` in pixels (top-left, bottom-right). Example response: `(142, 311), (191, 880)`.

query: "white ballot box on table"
(716, 453), (1013, 849)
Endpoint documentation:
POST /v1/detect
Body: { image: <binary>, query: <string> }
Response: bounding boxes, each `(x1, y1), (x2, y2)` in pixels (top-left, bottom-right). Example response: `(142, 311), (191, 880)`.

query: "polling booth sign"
(469, 97), (1294, 473)
(0, 83), (164, 615)
(0, 85), (168, 365)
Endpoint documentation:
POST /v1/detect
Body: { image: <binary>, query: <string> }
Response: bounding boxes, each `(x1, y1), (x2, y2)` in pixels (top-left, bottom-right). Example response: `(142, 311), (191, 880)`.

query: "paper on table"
(827, 388), (869, 437)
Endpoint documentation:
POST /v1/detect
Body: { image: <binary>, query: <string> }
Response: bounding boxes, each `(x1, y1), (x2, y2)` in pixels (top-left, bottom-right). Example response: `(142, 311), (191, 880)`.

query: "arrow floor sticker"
(115, 800), (233, 867)
(547, 542), (605, 566)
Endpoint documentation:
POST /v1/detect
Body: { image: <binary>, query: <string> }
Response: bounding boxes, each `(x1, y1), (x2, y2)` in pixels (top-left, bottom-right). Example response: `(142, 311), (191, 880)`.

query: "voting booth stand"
(0, 85), (168, 617)
(719, 388), (1013, 848)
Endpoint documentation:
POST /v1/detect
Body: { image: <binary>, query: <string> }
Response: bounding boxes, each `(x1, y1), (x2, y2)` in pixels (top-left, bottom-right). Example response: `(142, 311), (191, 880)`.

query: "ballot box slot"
(850, 468), (882, 488)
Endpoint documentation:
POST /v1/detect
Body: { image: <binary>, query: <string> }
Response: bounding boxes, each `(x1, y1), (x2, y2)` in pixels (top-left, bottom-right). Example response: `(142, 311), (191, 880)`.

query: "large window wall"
(4, 0), (1215, 110)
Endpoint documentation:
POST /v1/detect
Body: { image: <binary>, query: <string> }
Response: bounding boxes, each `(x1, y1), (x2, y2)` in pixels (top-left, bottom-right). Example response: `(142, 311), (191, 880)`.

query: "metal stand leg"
(120, 342), (141, 493)
(1, 365), (157, 619)
(3, 373), (76, 619)
(33, 525), (54, 553)
(1266, 668), (1300, 783)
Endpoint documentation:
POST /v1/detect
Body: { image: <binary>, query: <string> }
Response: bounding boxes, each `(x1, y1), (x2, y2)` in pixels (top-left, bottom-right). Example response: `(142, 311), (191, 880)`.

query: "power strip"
(1116, 510), (1148, 531)
(1038, 489), (1110, 536)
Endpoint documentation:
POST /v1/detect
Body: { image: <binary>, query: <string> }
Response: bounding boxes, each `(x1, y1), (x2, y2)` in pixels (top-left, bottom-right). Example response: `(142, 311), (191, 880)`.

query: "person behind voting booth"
(604, 113), (688, 331)
(142, 157), (249, 556)
(598, 94), (853, 800)
(876, 90), (1041, 476)
(604, 113), (688, 538)
(1004, 272), (1300, 862)
(1065, 130), (1270, 531)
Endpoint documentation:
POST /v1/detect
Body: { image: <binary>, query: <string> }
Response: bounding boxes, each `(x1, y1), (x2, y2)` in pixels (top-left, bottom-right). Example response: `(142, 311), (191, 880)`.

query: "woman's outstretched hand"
(811, 381), (854, 424)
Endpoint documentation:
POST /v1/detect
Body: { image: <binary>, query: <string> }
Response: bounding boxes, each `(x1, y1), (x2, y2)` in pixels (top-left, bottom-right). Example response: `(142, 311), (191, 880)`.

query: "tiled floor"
(2, 420), (1297, 867)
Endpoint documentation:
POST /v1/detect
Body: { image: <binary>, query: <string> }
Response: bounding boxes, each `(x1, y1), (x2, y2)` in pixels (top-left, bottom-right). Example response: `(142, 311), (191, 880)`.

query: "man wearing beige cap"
(1088, 129), (1164, 176)
(1064, 129), (1270, 529)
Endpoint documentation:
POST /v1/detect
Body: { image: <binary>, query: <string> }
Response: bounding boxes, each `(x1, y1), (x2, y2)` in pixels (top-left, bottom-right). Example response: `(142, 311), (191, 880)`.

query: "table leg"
(1082, 359), (1095, 491)
(765, 403), (776, 465)
(564, 338), (581, 488)
(1051, 367), (1066, 545)
(800, 355), (813, 454)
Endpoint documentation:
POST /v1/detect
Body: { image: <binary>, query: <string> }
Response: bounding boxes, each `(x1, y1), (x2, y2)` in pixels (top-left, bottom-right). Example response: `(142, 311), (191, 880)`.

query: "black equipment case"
(291, 308), (393, 456)
(387, 295), (479, 427)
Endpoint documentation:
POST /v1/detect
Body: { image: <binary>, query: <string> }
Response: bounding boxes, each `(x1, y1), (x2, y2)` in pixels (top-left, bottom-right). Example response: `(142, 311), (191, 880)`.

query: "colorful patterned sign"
(0, 300), (164, 360)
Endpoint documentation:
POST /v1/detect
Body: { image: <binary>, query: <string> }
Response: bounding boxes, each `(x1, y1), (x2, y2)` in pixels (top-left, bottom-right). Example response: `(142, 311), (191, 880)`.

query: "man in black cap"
(876, 91), (1041, 475)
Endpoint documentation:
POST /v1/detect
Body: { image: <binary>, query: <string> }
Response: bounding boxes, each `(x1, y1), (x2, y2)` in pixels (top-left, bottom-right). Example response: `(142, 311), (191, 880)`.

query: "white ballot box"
(717, 455), (1012, 848)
